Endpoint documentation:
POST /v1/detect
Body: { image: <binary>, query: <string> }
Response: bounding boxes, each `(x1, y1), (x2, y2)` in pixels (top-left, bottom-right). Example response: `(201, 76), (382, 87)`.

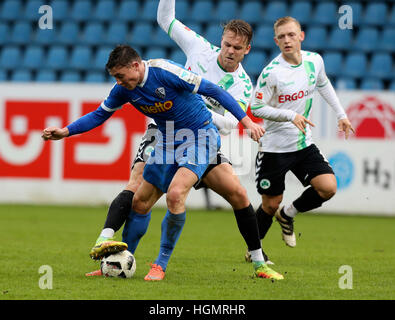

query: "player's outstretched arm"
(157, 0), (175, 33)
(42, 106), (113, 141)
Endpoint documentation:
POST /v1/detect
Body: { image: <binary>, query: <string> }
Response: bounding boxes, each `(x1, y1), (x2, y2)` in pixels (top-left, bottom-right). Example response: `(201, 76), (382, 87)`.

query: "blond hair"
(274, 16), (302, 35)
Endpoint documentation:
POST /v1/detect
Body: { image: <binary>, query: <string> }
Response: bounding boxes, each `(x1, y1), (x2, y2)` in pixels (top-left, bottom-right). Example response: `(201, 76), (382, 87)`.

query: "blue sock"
(122, 210), (151, 254)
(154, 210), (186, 271)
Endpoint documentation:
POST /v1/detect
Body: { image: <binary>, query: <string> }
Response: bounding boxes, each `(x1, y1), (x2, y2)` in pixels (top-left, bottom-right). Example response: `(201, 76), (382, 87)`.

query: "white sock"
(284, 203), (298, 218)
(249, 249), (265, 262)
(100, 228), (115, 239)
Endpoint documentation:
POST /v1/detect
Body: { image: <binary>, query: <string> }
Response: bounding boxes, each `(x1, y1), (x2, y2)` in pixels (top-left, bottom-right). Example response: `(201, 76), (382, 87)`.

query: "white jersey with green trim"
(167, 19), (253, 116)
(251, 50), (328, 153)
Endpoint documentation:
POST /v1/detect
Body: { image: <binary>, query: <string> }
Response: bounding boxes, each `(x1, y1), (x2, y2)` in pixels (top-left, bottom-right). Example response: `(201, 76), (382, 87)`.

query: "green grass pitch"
(0, 204), (394, 300)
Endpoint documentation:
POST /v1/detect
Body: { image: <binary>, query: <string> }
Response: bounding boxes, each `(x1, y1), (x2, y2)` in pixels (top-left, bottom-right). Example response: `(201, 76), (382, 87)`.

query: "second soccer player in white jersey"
(250, 17), (355, 251)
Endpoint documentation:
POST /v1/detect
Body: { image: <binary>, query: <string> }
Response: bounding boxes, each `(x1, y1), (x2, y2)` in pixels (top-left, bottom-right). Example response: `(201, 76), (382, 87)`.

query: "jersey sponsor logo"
(255, 92), (263, 100)
(139, 101), (174, 114)
(278, 90), (309, 103)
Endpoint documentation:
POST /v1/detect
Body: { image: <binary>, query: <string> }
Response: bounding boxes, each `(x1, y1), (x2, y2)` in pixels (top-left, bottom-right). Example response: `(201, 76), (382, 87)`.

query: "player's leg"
(278, 144), (336, 246)
(200, 162), (283, 278)
(145, 167), (197, 281)
(255, 150), (296, 247)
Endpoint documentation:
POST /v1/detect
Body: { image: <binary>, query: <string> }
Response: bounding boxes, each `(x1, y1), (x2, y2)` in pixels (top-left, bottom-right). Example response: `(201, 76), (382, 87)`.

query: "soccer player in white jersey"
(85, 0), (282, 280)
(250, 17), (355, 251)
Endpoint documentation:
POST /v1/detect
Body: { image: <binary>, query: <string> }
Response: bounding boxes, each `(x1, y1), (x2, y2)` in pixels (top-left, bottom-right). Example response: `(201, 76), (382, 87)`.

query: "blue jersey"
(66, 59), (246, 137)
(102, 59), (211, 133)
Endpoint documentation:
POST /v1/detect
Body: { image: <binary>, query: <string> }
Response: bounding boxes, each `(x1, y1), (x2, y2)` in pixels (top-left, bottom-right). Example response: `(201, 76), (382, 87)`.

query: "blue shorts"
(143, 122), (220, 193)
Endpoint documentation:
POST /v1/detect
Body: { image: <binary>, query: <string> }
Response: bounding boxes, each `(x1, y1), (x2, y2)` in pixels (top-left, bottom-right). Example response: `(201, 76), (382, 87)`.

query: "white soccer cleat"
(275, 207), (296, 247)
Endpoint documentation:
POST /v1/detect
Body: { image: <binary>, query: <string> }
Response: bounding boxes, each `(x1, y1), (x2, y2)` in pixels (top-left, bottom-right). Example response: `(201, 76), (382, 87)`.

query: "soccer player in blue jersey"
(42, 45), (284, 280)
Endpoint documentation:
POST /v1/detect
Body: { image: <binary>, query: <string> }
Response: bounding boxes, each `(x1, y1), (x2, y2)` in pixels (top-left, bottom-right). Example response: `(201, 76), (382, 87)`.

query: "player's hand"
(292, 113), (315, 135)
(240, 116), (265, 142)
(338, 118), (355, 139)
(41, 127), (69, 141)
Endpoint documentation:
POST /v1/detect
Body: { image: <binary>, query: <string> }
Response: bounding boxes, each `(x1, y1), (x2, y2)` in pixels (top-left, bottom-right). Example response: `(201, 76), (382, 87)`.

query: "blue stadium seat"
(85, 72), (106, 83)
(50, 0), (69, 22)
(70, 0), (92, 22)
(130, 22), (154, 47)
(175, 0), (190, 21)
(24, 0), (45, 22)
(0, 23), (10, 46)
(354, 27), (379, 52)
(363, 2), (388, 26)
(239, 1), (263, 24)
(57, 22), (80, 45)
(390, 80), (395, 91)
(145, 48), (167, 60)
(327, 28), (353, 51)
(152, 27), (176, 48)
(105, 22), (128, 46)
(141, 0), (158, 22)
(204, 24), (223, 47)
(92, 46), (113, 71)
(170, 49), (186, 66)
(0, 70), (7, 81)
(0, 0), (22, 22)
(389, 6), (395, 27)
(69, 46), (92, 71)
(36, 70), (56, 82)
(10, 22), (32, 45)
(343, 53), (367, 79)
(268, 50), (281, 62)
(189, 0), (214, 23)
(117, 0), (139, 22)
(35, 27), (57, 45)
(303, 27), (328, 51)
(214, 0), (238, 23)
(312, 2), (337, 26)
(336, 77), (356, 90)
(323, 52), (343, 78)
(22, 46), (45, 70)
(93, 0), (115, 22)
(289, 1), (312, 25)
(243, 51), (267, 80)
(46, 46), (69, 70)
(378, 28), (395, 52)
(253, 25), (276, 50)
(368, 53), (393, 80)
(11, 70), (32, 82)
(360, 78), (384, 90)
(60, 71), (81, 82)
(80, 22), (105, 46)
(0, 47), (22, 71)
(264, 2), (288, 25)
(342, 2), (362, 27)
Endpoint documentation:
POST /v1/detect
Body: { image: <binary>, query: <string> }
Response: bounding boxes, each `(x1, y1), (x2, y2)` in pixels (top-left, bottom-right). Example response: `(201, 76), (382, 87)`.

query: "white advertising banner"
(0, 84), (394, 215)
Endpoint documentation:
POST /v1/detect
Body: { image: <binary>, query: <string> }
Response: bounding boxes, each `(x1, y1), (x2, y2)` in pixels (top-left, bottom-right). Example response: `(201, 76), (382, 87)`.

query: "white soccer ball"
(100, 250), (136, 278)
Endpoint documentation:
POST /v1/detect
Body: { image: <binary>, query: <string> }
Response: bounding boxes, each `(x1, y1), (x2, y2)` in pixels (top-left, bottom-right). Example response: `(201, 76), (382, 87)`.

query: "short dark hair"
(222, 19), (253, 46)
(106, 45), (141, 71)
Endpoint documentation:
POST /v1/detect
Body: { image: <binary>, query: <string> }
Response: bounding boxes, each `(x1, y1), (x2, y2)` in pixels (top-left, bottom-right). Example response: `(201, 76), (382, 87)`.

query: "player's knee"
(262, 198), (281, 215)
(131, 194), (148, 214)
(228, 185), (249, 208)
(166, 187), (186, 210)
(317, 185), (337, 201)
